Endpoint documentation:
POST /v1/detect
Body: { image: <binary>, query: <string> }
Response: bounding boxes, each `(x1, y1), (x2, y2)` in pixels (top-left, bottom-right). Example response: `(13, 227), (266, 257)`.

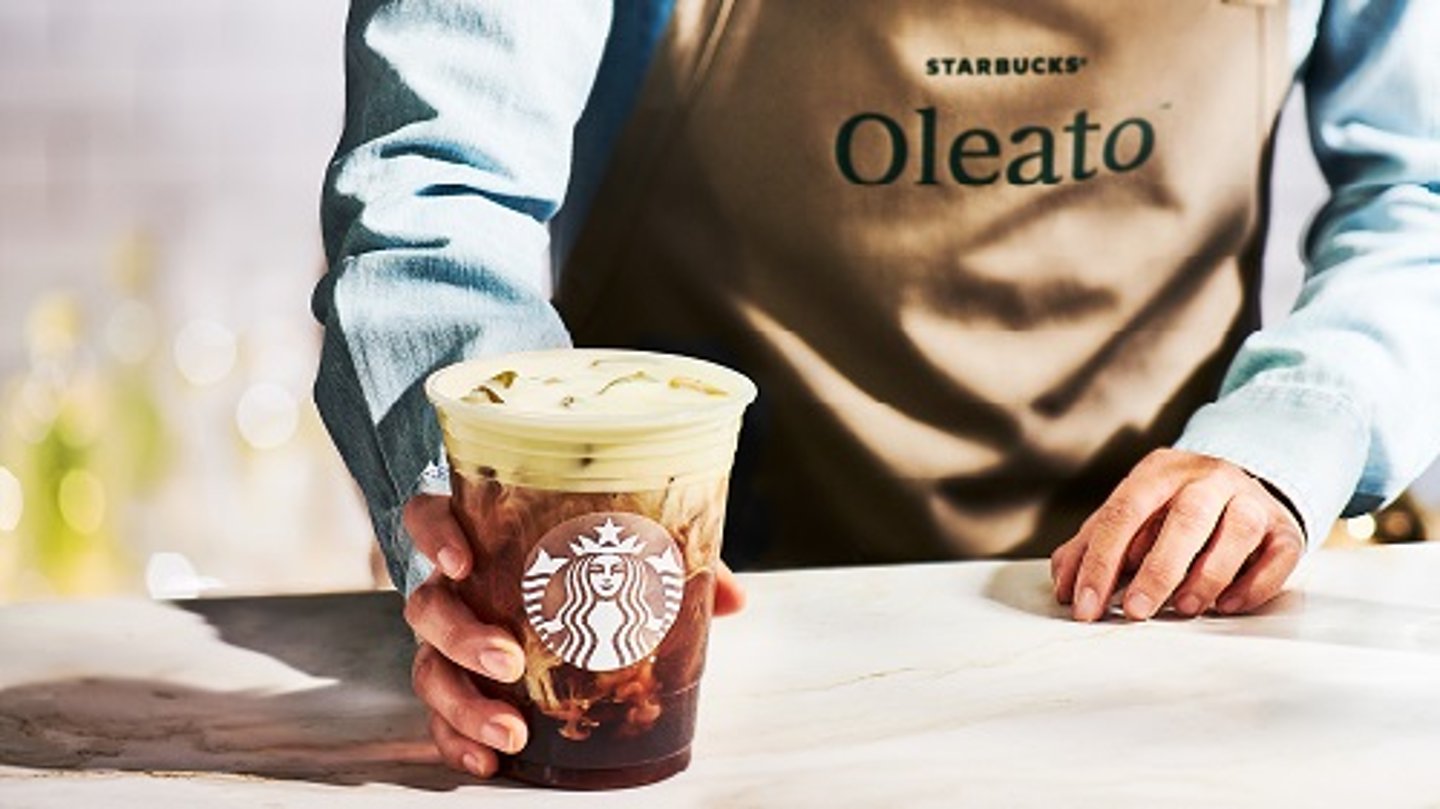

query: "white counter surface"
(3, 545), (1440, 807)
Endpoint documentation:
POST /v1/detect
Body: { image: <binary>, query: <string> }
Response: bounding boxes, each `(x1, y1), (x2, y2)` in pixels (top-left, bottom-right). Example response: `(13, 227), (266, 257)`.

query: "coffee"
(427, 349), (754, 789)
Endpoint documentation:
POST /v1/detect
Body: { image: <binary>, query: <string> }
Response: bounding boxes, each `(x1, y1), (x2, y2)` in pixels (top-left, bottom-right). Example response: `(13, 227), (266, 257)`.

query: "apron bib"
(556, 0), (1288, 566)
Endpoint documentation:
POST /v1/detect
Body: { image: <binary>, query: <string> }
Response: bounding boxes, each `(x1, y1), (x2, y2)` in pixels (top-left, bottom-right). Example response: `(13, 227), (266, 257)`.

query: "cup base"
(503, 747), (692, 790)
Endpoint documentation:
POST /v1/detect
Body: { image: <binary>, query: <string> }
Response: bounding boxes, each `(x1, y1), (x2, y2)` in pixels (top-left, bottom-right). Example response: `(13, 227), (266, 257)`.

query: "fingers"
(404, 494), (472, 580)
(1214, 527), (1304, 615)
(1050, 539), (1081, 605)
(1122, 512), (1165, 575)
(713, 560), (746, 617)
(430, 710), (499, 778)
(405, 577), (525, 683)
(1068, 466), (1178, 622)
(1170, 493), (1270, 616)
(1123, 480), (1232, 620)
(413, 642), (528, 757)
(1053, 449), (1307, 623)
(1050, 513), (1158, 607)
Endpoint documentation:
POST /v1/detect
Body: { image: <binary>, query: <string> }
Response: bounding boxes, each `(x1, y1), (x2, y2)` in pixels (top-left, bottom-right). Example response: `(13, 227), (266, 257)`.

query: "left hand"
(1050, 448), (1305, 622)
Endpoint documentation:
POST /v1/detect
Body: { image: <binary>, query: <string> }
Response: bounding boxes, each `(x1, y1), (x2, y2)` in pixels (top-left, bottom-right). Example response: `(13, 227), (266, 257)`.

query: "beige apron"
(556, 0), (1289, 567)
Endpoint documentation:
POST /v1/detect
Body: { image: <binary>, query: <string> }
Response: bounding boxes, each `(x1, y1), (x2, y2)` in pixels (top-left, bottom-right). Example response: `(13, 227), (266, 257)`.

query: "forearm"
(1177, 0), (1440, 545)
(314, 0), (612, 590)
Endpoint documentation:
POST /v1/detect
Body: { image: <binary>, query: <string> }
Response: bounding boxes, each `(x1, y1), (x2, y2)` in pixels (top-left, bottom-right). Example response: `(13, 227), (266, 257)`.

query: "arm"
(1174, 0), (1440, 543)
(313, 0), (612, 594)
(314, 3), (747, 778)
(314, 0), (614, 778)
(1054, 0), (1440, 621)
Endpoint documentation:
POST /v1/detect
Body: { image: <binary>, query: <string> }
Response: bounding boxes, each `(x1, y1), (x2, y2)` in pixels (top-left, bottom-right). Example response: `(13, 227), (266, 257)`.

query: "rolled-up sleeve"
(1176, 0), (1440, 546)
(313, 0), (612, 592)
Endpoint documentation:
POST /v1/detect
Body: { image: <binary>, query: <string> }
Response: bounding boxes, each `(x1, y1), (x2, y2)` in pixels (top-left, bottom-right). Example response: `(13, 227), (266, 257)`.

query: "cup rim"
(425, 348), (758, 432)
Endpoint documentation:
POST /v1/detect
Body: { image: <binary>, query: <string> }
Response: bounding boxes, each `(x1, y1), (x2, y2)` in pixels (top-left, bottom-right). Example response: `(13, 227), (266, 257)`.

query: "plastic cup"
(426, 348), (756, 789)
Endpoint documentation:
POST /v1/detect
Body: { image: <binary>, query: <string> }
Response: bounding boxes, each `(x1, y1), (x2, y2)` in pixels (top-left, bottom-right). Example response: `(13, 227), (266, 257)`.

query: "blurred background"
(0, 0), (374, 599)
(0, 1), (1435, 602)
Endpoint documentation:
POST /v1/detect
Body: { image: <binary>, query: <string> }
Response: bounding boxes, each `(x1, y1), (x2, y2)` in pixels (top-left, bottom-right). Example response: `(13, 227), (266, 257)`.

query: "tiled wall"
(0, 0), (347, 370)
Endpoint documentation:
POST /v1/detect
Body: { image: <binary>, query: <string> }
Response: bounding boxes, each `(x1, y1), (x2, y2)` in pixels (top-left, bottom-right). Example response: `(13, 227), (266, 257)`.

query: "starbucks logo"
(522, 513), (685, 672)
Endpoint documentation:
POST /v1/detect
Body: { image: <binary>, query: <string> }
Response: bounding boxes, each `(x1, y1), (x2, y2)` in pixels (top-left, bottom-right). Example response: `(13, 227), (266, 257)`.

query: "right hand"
(402, 492), (750, 778)
(403, 493), (528, 779)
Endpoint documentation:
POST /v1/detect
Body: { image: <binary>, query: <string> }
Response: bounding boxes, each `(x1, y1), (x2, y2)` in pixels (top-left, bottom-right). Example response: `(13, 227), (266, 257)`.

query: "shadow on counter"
(0, 591), (522, 791)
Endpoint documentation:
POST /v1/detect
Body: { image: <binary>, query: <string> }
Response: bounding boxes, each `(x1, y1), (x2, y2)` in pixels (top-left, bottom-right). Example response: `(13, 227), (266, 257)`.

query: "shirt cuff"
(394, 508), (436, 598)
(379, 456), (451, 598)
(1173, 384), (1370, 550)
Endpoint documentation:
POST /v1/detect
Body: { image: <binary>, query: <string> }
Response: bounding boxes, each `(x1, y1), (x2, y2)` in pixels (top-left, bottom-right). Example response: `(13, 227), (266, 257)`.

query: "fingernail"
(481, 720), (516, 753)
(480, 648), (523, 682)
(1075, 587), (1100, 621)
(1175, 594), (1202, 616)
(1125, 591), (1155, 620)
(460, 752), (488, 777)
(1218, 595), (1244, 614)
(437, 547), (464, 578)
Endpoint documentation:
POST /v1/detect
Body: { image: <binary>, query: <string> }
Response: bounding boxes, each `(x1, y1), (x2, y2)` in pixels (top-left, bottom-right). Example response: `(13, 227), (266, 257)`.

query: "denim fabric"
(315, 0), (1440, 592)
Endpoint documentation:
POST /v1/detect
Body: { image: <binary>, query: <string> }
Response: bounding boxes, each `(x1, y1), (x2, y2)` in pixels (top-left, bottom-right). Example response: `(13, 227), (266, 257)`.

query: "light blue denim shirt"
(315, 0), (1440, 594)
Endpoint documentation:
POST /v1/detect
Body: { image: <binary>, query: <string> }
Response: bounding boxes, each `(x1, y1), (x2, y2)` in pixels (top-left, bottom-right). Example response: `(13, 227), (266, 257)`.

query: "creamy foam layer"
(427, 349), (755, 491)
(456, 353), (732, 416)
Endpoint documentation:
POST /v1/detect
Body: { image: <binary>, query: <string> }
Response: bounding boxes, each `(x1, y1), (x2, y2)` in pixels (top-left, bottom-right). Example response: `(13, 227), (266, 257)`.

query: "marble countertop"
(4, 545), (1440, 807)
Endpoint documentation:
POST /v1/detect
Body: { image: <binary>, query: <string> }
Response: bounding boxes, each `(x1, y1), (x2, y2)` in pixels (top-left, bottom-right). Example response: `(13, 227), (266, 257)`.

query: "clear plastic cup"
(426, 348), (756, 789)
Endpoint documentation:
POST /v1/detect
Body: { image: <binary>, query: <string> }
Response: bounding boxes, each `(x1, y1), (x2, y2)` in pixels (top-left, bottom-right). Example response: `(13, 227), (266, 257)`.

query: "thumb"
(403, 493), (473, 580)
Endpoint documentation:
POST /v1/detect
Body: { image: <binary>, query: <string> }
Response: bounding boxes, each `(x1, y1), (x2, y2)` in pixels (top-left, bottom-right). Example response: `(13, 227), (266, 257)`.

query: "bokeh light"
(56, 373), (106, 449)
(24, 294), (82, 362)
(236, 383), (300, 450)
(57, 469), (106, 535)
(0, 465), (22, 532)
(172, 319), (237, 386)
(0, 1), (381, 600)
(105, 300), (159, 364)
(9, 377), (58, 444)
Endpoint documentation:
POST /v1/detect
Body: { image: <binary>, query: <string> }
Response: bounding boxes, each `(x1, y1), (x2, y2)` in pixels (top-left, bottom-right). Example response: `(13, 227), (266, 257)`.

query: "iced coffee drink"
(426, 349), (755, 789)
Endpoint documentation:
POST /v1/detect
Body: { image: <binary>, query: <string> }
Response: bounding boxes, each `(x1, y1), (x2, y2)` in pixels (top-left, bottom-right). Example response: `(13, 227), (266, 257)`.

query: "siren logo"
(523, 514), (684, 672)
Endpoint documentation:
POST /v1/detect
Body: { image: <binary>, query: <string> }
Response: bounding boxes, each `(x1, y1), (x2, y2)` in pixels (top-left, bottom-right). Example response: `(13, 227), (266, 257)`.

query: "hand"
(402, 493), (747, 778)
(1050, 448), (1304, 622)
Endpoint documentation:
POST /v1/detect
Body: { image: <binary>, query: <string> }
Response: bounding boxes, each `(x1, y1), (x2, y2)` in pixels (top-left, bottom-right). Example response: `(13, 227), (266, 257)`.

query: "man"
(314, 0), (1440, 777)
